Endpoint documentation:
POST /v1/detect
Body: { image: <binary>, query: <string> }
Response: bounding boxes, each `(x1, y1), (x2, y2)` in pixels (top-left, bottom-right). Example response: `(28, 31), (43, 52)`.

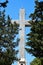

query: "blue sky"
(1, 0), (35, 20)
(1, 0), (43, 65)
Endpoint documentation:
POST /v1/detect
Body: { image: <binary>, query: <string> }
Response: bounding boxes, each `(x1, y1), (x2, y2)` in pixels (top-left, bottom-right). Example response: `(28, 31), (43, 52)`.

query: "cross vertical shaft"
(19, 9), (25, 58)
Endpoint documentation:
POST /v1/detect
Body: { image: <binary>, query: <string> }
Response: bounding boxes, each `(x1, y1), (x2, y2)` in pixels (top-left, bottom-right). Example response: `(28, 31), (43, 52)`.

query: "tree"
(30, 58), (43, 65)
(30, 58), (41, 65)
(0, 10), (19, 65)
(0, 0), (8, 8)
(26, 0), (43, 58)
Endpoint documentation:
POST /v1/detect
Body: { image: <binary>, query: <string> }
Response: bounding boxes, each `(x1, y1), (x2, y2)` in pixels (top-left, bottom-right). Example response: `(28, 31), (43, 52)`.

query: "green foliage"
(0, 10), (19, 65)
(30, 58), (43, 65)
(26, 0), (43, 58)
(0, 0), (8, 8)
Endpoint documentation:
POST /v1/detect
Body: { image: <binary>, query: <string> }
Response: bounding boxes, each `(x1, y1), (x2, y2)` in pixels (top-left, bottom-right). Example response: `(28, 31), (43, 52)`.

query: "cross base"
(18, 58), (26, 65)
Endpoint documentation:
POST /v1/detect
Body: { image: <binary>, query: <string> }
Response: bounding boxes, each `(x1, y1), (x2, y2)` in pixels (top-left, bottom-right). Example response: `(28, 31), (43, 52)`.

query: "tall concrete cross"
(12, 8), (31, 65)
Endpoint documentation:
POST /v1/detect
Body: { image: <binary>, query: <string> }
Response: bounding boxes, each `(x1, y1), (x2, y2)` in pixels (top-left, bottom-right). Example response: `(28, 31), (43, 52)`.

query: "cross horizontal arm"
(11, 20), (31, 27)
(25, 20), (31, 27)
(11, 20), (19, 24)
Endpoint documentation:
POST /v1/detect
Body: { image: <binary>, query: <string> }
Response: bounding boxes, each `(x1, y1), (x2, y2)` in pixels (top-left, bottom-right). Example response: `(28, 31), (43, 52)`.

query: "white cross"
(12, 8), (31, 59)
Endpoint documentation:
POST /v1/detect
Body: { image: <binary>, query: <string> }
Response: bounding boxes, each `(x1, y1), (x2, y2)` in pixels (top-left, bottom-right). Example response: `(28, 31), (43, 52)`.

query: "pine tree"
(0, 10), (19, 65)
(0, 0), (8, 8)
(30, 58), (43, 65)
(26, 0), (43, 58)
(30, 58), (41, 65)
